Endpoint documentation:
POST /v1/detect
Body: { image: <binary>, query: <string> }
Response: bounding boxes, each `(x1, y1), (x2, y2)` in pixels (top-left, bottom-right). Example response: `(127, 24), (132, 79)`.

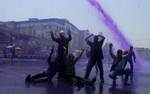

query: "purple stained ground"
(87, 0), (131, 49)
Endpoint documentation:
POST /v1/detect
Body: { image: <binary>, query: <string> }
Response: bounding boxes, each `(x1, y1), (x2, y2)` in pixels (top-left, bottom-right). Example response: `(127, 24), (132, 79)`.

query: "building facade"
(0, 18), (90, 57)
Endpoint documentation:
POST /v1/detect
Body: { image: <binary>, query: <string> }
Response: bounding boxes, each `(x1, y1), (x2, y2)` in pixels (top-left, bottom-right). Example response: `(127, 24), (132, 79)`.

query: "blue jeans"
(109, 68), (131, 80)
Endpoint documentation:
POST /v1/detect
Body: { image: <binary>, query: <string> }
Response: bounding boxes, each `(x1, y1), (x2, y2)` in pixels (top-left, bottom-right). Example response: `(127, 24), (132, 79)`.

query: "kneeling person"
(64, 49), (85, 82)
(109, 43), (131, 85)
(64, 49), (96, 86)
(25, 46), (59, 82)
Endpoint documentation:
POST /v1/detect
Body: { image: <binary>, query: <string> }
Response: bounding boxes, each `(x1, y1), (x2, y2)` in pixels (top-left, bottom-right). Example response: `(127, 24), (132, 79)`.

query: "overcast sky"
(0, 0), (150, 48)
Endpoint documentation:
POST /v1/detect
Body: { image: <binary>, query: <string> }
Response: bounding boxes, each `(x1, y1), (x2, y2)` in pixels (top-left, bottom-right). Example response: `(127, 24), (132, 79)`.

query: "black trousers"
(129, 60), (133, 72)
(85, 58), (104, 80)
(65, 75), (85, 82)
(124, 60), (134, 72)
(30, 70), (58, 81)
(57, 50), (67, 78)
(30, 72), (47, 80)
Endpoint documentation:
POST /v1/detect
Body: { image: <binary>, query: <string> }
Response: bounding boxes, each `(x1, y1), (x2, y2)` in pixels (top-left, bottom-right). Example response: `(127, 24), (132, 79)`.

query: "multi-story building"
(0, 18), (90, 57)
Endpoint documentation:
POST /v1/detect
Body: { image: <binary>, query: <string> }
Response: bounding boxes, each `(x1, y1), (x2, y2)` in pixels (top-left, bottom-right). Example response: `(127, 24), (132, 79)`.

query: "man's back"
(58, 38), (69, 49)
(114, 57), (127, 71)
(90, 41), (103, 59)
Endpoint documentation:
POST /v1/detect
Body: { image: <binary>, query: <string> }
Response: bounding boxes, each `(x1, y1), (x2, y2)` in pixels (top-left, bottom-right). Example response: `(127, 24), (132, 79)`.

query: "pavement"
(0, 58), (150, 94)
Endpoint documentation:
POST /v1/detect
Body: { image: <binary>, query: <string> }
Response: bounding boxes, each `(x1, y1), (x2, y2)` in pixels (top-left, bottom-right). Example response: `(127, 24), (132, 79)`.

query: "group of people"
(25, 27), (136, 86)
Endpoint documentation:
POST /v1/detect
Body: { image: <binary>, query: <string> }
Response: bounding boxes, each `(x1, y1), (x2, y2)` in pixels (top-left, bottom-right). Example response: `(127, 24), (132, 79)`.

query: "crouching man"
(109, 43), (131, 85)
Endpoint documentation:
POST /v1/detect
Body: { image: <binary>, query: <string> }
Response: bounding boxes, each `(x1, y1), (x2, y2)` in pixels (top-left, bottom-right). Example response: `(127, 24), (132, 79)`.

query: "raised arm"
(74, 49), (85, 63)
(50, 32), (59, 42)
(98, 34), (105, 40)
(109, 43), (116, 59)
(98, 34), (105, 44)
(85, 34), (93, 46)
(85, 34), (93, 41)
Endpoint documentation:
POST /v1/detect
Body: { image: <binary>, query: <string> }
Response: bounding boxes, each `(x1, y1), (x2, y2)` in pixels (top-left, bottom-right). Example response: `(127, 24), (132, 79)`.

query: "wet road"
(0, 59), (149, 94)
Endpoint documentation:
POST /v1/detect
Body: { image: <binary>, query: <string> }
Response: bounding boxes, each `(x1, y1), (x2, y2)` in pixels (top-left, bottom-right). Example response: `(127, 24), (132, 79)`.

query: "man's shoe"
(25, 75), (31, 82)
(91, 76), (97, 83)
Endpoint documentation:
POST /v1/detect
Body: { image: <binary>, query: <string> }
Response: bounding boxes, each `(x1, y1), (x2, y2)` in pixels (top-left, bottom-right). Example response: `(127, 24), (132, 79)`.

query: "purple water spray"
(87, 0), (131, 49)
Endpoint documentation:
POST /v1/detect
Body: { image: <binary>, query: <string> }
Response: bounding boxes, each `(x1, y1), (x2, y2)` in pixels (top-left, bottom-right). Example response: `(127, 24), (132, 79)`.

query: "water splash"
(87, 0), (130, 49)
